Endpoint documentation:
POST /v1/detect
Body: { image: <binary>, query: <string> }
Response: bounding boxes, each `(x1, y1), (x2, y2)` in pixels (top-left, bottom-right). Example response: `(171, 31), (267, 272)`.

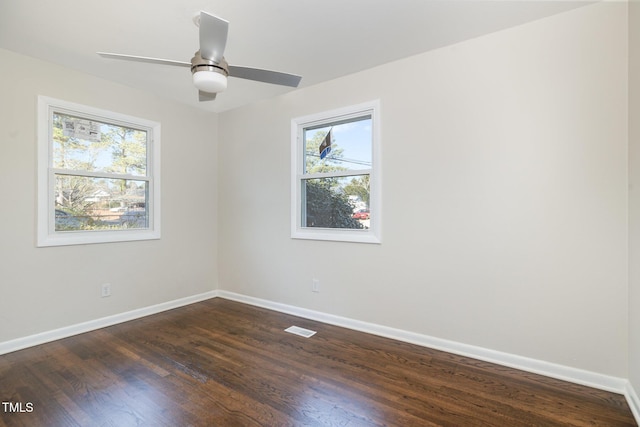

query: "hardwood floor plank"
(0, 298), (636, 426)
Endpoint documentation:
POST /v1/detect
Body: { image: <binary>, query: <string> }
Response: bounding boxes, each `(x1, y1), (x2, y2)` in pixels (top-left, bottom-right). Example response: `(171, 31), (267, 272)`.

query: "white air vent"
(285, 326), (316, 338)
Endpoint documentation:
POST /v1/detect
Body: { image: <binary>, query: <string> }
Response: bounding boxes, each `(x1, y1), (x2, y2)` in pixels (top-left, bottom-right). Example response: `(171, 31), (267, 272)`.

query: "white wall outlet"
(312, 278), (320, 293)
(101, 283), (111, 298)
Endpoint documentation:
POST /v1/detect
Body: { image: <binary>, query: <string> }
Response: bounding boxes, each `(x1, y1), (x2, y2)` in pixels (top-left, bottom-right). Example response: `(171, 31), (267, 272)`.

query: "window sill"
(291, 227), (380, 244)
(37, 228), (161, 247)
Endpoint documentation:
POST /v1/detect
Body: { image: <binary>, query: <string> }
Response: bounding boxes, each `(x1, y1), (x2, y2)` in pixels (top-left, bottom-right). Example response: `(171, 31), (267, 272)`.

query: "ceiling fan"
(97, 11), (302, 101)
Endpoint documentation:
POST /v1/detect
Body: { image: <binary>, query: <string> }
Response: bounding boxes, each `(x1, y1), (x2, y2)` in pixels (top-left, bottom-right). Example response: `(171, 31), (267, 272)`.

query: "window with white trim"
(291, 100), (381, 243)
(37, 96), (161, 247)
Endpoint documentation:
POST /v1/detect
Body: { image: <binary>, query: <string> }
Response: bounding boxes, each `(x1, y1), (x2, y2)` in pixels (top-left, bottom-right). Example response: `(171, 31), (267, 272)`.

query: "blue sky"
(305, 116), (372, 171)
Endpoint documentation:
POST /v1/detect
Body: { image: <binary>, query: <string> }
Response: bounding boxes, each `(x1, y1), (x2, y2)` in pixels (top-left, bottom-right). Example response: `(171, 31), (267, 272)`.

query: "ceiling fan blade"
(199, 91), (217, 102)
(98, 52), (191, 68)
(228, 65), (302, 88)
(198, 11), (228, 63)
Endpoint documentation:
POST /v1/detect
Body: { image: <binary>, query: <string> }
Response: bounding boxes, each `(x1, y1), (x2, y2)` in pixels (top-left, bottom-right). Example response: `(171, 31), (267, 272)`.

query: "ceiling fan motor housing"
(191, 51), (229, 93)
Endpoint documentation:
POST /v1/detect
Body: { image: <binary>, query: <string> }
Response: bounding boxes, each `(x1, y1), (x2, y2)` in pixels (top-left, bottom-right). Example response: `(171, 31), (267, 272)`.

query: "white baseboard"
(0, 290), (218, 356)
(626, 382), (640, 424)
(217, 291), (630, 395)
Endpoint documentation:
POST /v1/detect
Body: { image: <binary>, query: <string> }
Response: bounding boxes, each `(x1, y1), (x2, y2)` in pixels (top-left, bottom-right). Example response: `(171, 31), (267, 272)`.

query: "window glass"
(303, 115), (371, 229)
(53, 175), (148, 231)
(304, 117), (372, 173)
(303, 176), (370, 229)
(53, 113), (148, 176)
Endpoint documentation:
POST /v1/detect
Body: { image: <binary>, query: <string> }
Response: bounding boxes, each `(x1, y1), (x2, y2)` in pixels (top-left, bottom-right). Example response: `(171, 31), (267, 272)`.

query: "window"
(291, 100), (381, 243)
(37, 96), (160, 246)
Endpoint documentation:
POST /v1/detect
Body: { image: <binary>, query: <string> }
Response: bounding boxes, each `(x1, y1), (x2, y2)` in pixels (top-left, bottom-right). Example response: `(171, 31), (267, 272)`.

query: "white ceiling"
(0, 1), (590, 113)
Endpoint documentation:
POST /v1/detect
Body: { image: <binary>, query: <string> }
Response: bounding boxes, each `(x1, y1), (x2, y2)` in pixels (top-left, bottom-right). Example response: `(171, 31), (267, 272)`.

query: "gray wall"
(629, 0), (640, 398)
(218, 2), (629, 377)
(0, 48), (218, 342)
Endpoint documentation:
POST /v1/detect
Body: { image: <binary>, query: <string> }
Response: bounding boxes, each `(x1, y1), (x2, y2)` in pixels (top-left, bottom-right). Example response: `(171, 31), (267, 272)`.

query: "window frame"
(37, 96), (161, 247)
(291, 100), (381, 244)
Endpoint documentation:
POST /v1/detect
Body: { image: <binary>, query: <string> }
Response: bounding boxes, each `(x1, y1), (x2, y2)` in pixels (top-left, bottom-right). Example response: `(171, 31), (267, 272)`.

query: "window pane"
(303, 175), (370, 229)
(53, 112), (147, 176)
(304, 115), (371, 173)
(54, 174), (148, 231)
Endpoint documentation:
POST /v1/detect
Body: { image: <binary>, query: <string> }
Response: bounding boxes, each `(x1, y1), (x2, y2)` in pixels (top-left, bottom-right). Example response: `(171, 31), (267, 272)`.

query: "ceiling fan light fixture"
(193, 69), (228, 93)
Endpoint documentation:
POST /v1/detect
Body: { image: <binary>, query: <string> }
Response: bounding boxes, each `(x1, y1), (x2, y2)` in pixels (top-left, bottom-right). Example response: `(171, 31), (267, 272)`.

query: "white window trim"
(37, 96), (161, 247)
(291, 100), (381, 244)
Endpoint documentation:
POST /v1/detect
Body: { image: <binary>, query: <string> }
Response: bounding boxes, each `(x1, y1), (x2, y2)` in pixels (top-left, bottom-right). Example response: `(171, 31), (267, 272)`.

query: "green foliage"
(305, 179), (363, 229)
(343, 175), (370, 208)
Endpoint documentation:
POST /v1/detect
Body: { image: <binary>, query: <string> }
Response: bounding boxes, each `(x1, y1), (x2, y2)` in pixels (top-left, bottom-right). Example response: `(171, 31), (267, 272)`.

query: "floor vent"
(285, 326), (316, 338)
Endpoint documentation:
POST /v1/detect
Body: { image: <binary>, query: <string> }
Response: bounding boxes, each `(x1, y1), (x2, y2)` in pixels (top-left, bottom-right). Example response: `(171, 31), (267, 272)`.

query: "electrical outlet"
(312, 278), (320, 293)
(101, 283), (111, 298)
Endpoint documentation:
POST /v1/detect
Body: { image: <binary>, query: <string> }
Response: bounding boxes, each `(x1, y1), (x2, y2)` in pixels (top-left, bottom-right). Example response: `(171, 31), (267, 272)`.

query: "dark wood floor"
(0, 298), (636, 427)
